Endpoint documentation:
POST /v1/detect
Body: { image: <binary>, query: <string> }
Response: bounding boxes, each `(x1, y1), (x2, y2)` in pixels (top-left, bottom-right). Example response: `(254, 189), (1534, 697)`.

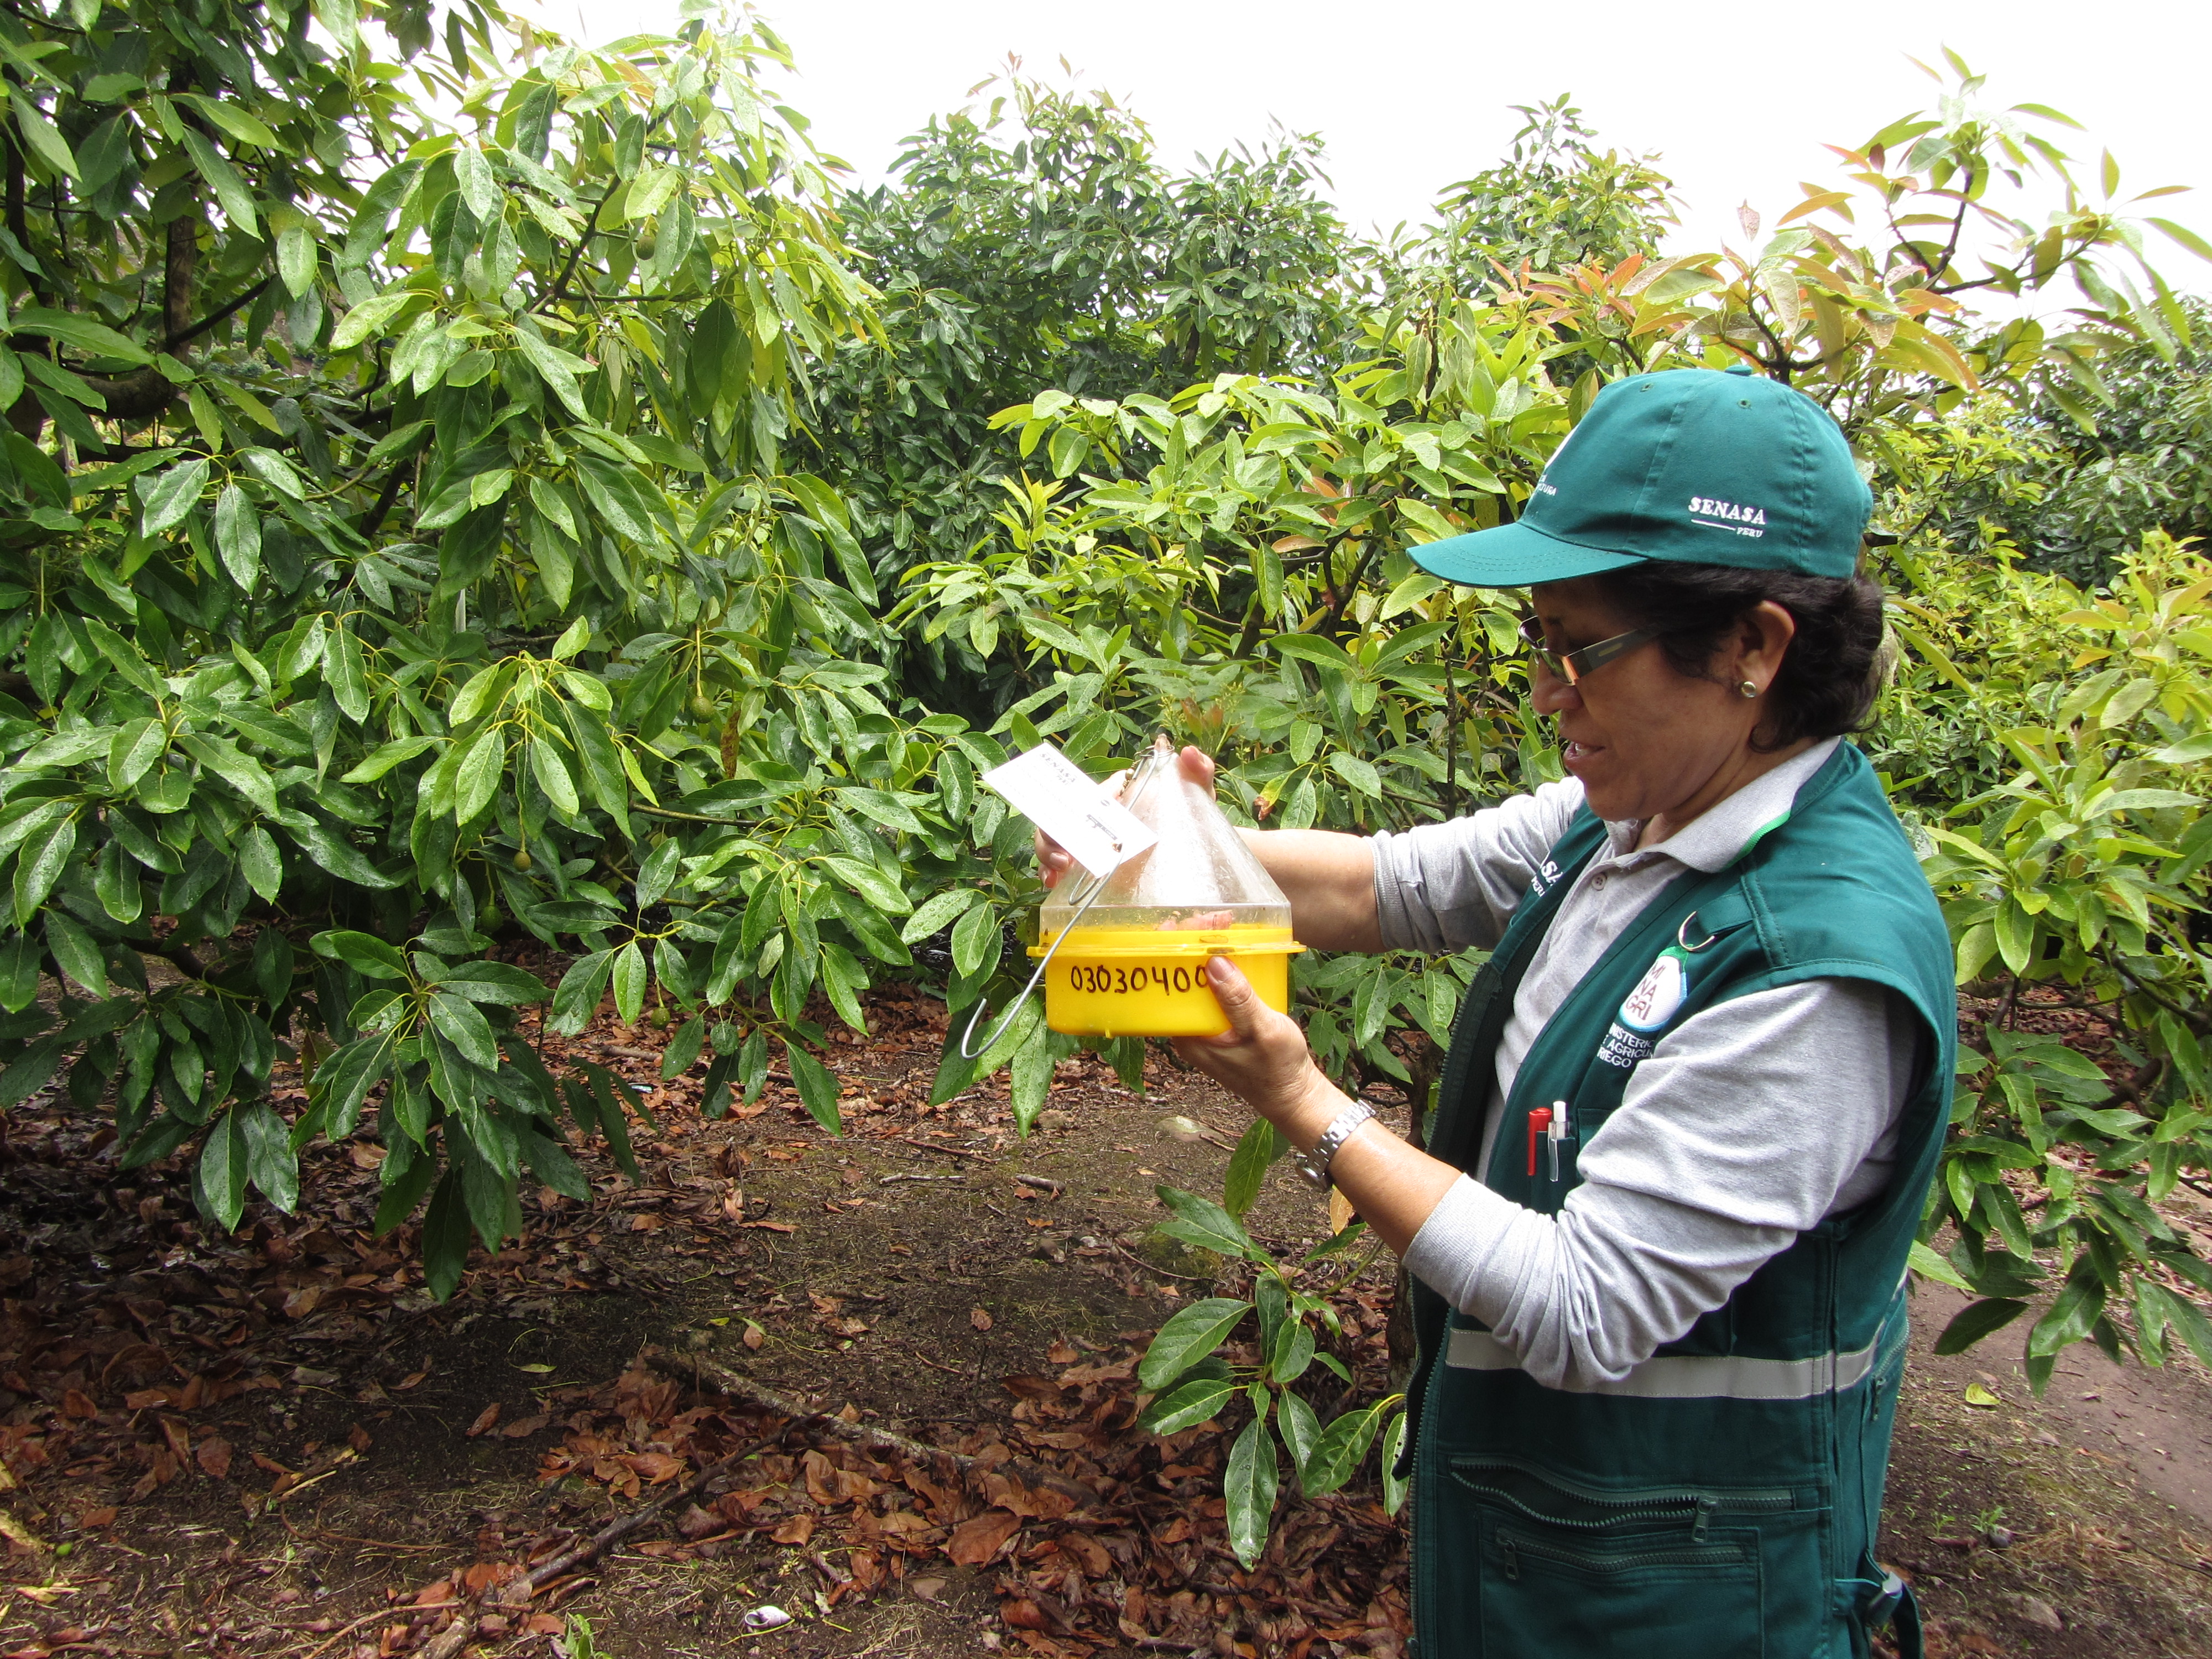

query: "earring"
(1740, 680), (1759, 698)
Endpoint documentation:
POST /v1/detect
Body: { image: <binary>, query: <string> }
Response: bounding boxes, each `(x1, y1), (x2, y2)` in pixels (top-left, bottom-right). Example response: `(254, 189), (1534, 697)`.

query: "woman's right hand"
(1032, 745), (1218, 888)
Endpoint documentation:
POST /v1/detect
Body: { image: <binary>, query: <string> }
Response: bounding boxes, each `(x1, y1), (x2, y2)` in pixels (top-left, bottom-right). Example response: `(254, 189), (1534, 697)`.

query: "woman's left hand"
(1171, 956), (1342, 1148)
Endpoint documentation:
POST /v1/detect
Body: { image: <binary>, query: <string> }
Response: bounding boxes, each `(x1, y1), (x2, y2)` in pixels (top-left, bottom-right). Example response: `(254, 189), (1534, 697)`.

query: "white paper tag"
(980, 743), (1157, 878)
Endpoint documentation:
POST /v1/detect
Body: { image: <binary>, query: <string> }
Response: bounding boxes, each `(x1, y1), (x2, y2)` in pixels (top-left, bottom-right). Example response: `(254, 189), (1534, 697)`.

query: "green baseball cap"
(1412, 366), (1873, 587)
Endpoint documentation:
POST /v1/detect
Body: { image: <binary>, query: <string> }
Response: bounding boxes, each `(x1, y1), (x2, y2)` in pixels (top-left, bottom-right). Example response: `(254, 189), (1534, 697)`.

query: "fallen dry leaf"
(971, 1307), (994, 1332)
(196, 1437), (233, 1481)
(466, 1403), (503, 1437)
(742, 1219), (796, 1234)
(283, 1284), (325, 1319)
(348, 1423), (374, 1453)
(622, 1452), (685, 1484)
(60, 1389), (97, 1419)
(502, 1415), (551, 1439)
(946, 1509), (1020, 1566)
(770, 1513), (816, 1545)
(396, 1371), (428, 1391)
(413, 1580), (456, 1607)
(1045, 1340), (1079, 1364)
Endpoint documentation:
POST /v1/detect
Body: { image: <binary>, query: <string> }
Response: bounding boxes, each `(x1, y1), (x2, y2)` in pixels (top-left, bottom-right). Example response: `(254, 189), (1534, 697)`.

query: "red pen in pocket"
(1526, 1106), (1553, 1178)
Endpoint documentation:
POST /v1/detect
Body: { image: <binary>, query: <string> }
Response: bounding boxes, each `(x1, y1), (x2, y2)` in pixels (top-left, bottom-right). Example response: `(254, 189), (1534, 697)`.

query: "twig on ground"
(441, 1426), (789, 1653)
(878, 1172), (962, 1187)
(295, 1608), (400, 1659)
(1106, 1235), (1218, 1283)
(892, 1136), (993, 1162)
(692, 1356), (1103, 1507)
(1014, 1173), (1065, 1196)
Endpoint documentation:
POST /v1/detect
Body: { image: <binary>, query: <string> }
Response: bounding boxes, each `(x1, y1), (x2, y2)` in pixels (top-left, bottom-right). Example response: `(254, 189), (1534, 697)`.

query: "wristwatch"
(1295, 1099), (1378, 1191)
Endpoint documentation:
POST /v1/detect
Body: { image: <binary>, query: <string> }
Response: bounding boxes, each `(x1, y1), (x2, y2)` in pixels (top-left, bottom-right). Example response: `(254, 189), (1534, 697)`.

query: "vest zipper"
(1499, 1531), (1519, 1581)
(1451, 1464), (1791, 1533)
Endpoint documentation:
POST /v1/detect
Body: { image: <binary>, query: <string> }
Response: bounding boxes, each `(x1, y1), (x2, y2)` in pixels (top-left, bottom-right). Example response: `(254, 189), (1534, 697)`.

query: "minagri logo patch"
(1688, 495), (1767, 538)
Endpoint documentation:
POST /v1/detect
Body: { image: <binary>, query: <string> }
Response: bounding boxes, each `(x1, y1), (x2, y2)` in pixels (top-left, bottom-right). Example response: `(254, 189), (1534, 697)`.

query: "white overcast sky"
(534, 1), (2212, 306)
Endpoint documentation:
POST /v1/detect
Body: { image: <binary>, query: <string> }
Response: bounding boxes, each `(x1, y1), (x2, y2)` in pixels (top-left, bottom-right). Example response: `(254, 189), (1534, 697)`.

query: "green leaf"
(836, 786), (926, 836)
(1138, 1297), (1251, 1391)
(239, 1098), (298, 1212)
(551, 616), (591, 661)
(12, 102), (79, 178)
(950, 901), (999, 978)
(8, 306), (151, 365)
(1300, 1399), (1391, 1498)
(1271, 1381), (1316, 1464)
(661, 1014), (706, 1079)
(138, 456), (211, 536)
(1136, 1373), (1237, 1434)
(1907, 1238), (1975, 1293)
(530, 738), (578, 816)
(1223, 1411), (1280, 1569)
(2027, 1261), (2107, 1358)
(43, 910), (106, 997)
(901, 888), (980, 945)
(276, 224), (317, 298)
(454, 141), (500, 221)
(295, 820), (400, 888)
(1381, 1411), (1408, 1514)
(1328, 752), (1382, 798)
(14, 813), (76, 927)
(784, 1039), (843, 1133)
(421, 1166), (470, 1301)
(176, 92), (285, 154)
(194, 1109), (250, 1233)
(341, 735), (437, 782)
(311, 929), (409, 980)
(1156, 1186), (1255, 1259)
(330, 289), (416, 351)
(428, 960), (547, 1005)
(634, 838), (682, 908)
(179, 128), (255, 231)
(454, 726), (505, 825)
(612, 940), (646, 1025)
(1933, 1296), (2030, 1355)
(308, 1030), (394, 1140)
(213, 484), (262, 589)
(425, 991), (499, 1070)
(1222, 1118), (1284, 1218)
(107, 719), (166, 791)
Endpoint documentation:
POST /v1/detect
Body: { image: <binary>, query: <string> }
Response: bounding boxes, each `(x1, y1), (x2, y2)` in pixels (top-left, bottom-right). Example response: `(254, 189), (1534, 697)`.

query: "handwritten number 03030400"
(1064, 962), (1203, 997)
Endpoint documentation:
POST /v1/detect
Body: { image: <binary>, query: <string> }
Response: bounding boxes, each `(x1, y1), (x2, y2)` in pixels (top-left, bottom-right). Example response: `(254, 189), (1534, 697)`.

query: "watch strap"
(1296, 1099), (1378, 1191)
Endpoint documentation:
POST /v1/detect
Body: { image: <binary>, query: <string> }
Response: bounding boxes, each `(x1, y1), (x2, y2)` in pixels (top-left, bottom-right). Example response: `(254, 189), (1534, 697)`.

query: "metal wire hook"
(1677, 910), (1720, 952)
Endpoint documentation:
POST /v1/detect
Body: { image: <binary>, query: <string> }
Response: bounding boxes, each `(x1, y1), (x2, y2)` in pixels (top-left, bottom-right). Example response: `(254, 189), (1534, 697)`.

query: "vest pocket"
(1442, 1461), (1792, 1657)
(1481, 1522), (1762, 1656)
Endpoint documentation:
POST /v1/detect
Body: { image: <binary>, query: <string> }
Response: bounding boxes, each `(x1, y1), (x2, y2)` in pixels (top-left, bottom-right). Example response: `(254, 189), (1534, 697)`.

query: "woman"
(1041, 368), (1954, 1658)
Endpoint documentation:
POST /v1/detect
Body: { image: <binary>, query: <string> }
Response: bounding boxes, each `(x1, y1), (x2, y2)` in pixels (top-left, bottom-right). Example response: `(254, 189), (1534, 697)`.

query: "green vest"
(1405, 743), (1955, 1659)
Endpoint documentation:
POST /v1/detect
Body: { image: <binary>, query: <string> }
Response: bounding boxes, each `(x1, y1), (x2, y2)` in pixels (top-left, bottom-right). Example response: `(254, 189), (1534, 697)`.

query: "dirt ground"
(3, 980), (2211, 1659)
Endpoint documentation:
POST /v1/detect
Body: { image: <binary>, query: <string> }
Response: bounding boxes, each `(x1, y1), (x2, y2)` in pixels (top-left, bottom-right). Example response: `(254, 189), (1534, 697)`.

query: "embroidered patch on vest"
(1595, 946), (1693, 1070)
(1596, 1024), (1654, 1068)
(1619, 947), (1691, 1031)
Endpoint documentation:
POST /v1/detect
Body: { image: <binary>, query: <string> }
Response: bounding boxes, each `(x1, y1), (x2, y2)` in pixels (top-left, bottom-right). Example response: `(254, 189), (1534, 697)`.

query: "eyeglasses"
(1518, 614), (1656, 686)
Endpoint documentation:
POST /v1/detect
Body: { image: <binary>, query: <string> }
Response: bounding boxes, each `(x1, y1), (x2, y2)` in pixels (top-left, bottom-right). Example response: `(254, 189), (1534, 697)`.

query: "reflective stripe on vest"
(1444, 1326), (1880, 1399)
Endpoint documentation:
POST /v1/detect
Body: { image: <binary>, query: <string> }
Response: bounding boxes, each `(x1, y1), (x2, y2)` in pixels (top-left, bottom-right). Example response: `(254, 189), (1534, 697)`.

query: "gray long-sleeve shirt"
(1375, 739), (1924, 1390)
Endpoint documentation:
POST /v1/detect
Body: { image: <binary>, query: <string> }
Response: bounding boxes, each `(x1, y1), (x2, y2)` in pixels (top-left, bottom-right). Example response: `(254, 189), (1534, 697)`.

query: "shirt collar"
(1601, 736), (1843, 873)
